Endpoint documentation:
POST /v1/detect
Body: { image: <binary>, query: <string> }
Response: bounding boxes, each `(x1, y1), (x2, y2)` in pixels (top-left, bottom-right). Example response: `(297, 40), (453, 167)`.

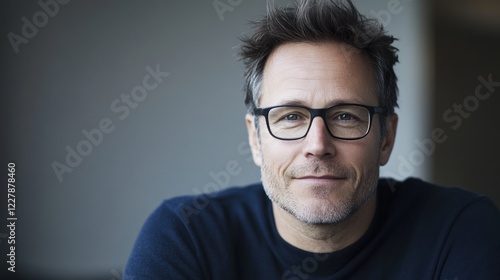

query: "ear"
(379, 113), (398, 166)
(245, 114), (262, 167)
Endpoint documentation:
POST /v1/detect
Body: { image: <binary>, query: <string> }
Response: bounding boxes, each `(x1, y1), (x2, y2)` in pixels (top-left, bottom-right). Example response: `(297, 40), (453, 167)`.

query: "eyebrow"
(275, 98), (365, 107)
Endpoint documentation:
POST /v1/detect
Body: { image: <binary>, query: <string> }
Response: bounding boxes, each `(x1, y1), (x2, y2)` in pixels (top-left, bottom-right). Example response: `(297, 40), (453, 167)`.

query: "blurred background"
(1, 0), (498, 279)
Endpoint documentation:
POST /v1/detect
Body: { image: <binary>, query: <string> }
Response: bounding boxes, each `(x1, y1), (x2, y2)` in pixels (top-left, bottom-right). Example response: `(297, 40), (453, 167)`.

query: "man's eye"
(285, 114), (301, 121)
(338, 113), (353, 121)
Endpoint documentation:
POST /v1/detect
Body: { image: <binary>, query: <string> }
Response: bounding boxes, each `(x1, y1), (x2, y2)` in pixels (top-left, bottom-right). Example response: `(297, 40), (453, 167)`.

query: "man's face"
(246, 42), (397, 224)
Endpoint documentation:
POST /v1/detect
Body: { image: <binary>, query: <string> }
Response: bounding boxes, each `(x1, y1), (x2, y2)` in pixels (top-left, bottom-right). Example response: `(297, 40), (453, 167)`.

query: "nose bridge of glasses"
(309, 108), (329, 121)
(307, 108), (333, 137)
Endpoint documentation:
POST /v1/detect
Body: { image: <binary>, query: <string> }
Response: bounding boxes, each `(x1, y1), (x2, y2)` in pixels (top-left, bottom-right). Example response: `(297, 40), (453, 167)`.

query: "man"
(125, 1), (500, 279)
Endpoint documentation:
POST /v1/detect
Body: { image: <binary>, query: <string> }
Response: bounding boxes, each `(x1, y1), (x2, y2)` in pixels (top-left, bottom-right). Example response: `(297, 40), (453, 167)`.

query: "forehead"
(260, 41), (377, 107)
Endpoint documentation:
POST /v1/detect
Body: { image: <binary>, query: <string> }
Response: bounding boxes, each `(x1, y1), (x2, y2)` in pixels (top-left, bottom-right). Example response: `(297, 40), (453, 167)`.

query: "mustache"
(287, 161), (353, 178)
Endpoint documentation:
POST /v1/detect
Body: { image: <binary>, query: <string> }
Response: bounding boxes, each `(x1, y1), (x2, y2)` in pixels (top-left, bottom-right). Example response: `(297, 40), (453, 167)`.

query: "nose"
(303, 116), (336, 158)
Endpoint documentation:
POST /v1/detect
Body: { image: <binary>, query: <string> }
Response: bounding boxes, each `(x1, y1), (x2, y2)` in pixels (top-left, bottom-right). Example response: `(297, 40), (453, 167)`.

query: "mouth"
(294, 175), (347, 183)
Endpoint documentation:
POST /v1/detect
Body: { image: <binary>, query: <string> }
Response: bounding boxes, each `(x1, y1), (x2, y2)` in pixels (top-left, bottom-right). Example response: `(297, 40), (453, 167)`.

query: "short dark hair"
(238, 0), (399, 121)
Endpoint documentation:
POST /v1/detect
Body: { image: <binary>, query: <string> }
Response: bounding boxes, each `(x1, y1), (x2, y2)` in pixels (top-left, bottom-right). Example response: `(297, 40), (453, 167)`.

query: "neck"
(272, 193), (377, 253)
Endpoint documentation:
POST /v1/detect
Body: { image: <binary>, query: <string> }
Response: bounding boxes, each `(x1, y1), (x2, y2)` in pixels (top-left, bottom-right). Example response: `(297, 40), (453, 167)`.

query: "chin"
(288, 184), (378, 224)
(286, 198), (354, 224)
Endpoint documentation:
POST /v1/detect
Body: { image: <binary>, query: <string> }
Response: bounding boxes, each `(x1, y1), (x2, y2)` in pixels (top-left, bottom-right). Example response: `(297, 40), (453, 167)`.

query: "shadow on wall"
(431, 0), (500, 207)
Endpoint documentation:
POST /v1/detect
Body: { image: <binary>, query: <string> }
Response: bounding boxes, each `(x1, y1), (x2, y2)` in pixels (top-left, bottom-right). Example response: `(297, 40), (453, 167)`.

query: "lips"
(296, 175), (345, 179)
(296, 175), (346, 180)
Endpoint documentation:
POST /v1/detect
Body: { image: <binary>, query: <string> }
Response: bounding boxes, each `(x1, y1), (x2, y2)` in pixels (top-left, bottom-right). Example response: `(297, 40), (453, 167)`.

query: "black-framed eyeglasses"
(253, 103), (387, 140)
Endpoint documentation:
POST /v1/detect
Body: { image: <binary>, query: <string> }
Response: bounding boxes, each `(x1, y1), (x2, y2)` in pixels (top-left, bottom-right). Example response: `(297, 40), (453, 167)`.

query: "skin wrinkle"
(246, 41), (398, 253)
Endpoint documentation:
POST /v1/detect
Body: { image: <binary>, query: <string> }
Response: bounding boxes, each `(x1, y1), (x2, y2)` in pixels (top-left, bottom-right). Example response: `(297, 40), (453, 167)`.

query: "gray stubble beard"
(260, 157), (379, 225)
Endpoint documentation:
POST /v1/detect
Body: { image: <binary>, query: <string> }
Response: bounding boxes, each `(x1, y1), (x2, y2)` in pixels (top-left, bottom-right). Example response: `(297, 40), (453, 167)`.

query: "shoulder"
(135, 183), (267, 246)
(158, 183), (266, 225)
(143, 183), (269, 243)
(379, 177), (496, 214)
(378, 177), (500, 278)
(125, 183), (267, 279)
(376, 177), (500, 245)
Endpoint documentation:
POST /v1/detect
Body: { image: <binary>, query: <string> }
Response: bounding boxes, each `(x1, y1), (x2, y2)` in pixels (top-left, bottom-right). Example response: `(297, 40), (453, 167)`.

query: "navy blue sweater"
(125, 178), (500, 279)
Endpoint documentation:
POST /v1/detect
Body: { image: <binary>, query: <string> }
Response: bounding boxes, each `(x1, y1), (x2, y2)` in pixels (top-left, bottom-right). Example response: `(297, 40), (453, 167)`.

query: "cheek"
(260, 137), (297, 175)
(337, 137), (381, 176)
(352, 121), (383, 160)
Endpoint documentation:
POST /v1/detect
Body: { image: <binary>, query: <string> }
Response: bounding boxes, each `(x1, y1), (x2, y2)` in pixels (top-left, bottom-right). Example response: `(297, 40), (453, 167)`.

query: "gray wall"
(1, 0), (431, 278)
